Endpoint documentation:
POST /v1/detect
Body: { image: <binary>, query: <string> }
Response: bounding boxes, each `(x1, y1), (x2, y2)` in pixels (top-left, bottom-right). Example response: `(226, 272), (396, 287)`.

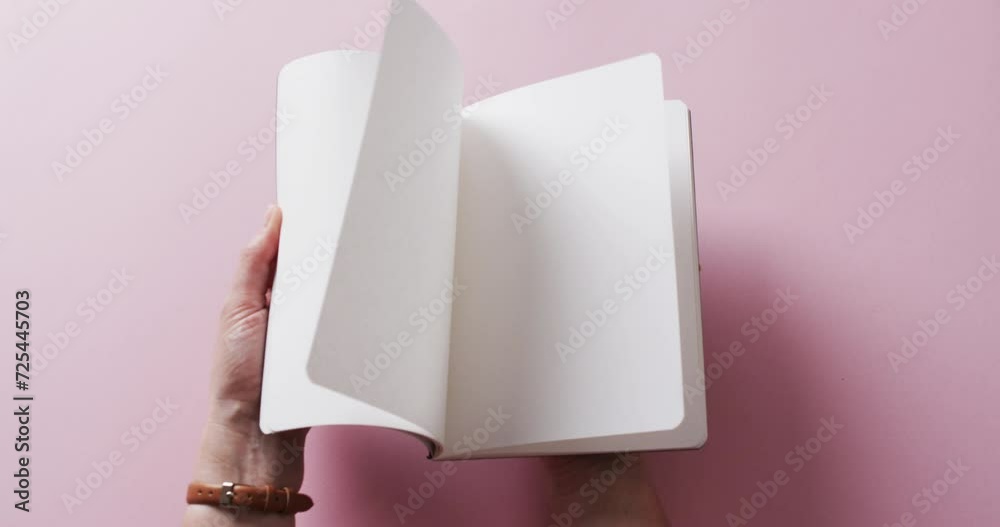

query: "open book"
(260, 0), (706, 460)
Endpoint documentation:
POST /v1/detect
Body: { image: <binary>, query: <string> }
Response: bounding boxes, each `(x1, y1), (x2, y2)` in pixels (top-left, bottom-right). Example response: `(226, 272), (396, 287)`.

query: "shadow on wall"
(647, 235), (868, 526)
(300, 231), (878, 526)
(307, 424), (545, 526)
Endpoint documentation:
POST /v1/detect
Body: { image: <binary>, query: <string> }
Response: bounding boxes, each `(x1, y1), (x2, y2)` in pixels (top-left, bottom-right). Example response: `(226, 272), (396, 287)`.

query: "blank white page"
(442, 55), (686, 455)
(262, 51), (426, 438)
(440, 101), (705, 458)
(305, 0), (463, 444)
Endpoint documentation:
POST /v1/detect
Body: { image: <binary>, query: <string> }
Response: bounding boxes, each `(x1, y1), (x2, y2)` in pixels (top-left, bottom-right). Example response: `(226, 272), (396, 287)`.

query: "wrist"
(196, 399), (307, 489)
(187, 435), (308, 527)
(209, 395), (262, 429)
(185, 400), (308, 527)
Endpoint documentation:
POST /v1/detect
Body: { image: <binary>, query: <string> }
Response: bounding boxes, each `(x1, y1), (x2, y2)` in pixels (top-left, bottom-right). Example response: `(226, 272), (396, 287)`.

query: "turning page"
(304, 0), (463, 444)
(262, 0), (463, 447)
(443, 55), (686, 456)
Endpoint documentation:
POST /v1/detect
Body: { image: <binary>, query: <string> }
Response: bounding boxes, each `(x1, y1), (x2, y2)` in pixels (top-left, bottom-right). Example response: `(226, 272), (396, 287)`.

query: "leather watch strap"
(186, 482), (313, 514)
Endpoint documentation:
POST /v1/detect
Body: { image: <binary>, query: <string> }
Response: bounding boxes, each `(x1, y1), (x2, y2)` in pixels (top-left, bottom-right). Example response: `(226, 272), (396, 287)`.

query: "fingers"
(228, 205), (282, 312)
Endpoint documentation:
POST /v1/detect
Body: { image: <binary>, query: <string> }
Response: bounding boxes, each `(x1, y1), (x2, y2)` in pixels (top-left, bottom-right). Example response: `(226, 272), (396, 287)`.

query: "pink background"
(2, 0), (998, 525)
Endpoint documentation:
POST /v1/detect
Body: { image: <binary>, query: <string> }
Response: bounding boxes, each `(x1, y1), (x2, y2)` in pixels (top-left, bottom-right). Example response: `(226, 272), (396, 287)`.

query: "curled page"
(262, 0), (463, 449)
(304, 0), (464, 444)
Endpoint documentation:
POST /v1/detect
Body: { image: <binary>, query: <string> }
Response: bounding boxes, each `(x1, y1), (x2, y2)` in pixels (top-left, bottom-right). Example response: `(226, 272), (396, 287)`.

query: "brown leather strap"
(186, 482), (313, 514)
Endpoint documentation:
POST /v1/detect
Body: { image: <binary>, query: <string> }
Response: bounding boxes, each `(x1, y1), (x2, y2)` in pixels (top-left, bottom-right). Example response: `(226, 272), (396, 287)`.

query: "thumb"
(225, 205), (282, 315)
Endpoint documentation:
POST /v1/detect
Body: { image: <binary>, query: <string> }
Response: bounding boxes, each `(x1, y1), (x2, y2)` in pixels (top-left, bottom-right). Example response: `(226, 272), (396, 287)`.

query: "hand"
(184, 205), (309, 527)
(544, 455), (669, 526)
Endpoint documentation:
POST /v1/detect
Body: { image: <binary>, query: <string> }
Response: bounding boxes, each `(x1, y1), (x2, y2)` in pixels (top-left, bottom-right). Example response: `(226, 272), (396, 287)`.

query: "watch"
(186, 481), (314, 514)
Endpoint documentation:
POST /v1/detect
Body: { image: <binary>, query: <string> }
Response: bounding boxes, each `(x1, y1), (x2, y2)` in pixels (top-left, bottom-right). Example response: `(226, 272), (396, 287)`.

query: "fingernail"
(263, 204), (276, 225)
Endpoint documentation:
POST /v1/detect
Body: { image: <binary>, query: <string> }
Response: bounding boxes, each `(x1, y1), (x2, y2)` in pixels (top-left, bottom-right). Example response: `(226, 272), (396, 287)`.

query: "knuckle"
(239, 244), (262, 267)
(221, 309), (268, 350)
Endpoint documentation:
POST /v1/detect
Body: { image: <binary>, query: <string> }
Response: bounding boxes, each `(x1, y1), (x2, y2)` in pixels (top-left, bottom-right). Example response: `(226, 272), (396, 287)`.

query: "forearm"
(546, 454), (669, 527)
(183, 503), (294, 527)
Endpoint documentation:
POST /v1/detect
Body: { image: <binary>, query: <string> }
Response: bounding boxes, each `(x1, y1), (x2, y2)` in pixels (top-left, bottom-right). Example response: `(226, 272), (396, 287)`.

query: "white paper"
(305, 0), (463, 445)
(261, 50), (428, 435)
(263, 1), (706, 457)
(442, 55), (687, 455)
(448, 101), (706, 457)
